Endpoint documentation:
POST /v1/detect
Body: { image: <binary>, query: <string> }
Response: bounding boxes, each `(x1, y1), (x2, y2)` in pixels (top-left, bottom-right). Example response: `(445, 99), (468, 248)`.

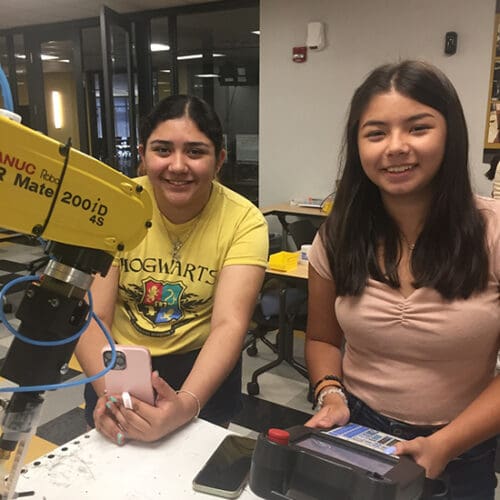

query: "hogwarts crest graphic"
(120, 276), (209, 337)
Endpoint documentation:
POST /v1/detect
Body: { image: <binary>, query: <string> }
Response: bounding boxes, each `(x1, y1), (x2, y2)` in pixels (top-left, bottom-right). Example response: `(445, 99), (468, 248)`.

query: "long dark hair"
(139, 94), (224, 157)
(323, 60), (488, 300)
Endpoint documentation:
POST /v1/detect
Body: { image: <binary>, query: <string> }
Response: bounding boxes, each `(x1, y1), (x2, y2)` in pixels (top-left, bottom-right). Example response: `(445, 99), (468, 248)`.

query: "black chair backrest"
(288, 219), (317, 249)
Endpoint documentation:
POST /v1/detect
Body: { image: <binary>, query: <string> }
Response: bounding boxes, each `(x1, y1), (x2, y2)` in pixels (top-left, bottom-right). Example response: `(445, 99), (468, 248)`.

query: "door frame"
(100, 6), (136, 172)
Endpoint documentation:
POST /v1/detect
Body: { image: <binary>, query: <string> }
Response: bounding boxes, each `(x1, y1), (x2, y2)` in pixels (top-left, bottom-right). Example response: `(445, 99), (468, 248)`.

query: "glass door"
(24, 28), (87, 151)
(100, 6), (136, 176)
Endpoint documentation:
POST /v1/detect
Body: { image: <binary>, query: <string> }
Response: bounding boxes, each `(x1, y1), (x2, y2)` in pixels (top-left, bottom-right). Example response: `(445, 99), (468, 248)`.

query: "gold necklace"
(161, 214), (201, 260)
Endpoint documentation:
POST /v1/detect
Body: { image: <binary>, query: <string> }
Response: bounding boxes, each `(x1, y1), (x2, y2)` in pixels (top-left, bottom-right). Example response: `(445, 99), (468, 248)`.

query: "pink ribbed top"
(309, 196), (500, 425)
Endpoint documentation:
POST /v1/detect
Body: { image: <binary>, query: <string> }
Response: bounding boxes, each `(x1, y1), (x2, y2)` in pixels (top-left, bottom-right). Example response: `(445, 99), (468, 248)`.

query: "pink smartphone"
(101, 345), (155, 406)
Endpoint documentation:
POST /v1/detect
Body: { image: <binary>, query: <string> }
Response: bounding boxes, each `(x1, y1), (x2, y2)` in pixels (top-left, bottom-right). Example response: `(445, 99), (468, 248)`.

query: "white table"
(16, 419), (261, 499)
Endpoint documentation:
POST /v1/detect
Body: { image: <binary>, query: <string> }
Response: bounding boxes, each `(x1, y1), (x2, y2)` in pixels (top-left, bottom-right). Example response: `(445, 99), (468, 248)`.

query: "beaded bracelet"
(315, 386), (348, 411)
(313, 380), (343, 401)
(312, 374), (345, 394)
(176, 389), (201, 419)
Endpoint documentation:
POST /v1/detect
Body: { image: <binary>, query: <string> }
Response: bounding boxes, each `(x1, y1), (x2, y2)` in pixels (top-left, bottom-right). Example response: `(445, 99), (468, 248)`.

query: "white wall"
(259, 0), (496, 207)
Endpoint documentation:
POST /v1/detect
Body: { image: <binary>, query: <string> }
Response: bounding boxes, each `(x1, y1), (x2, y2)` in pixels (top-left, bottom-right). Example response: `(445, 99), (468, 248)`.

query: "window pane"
(177, 6), (260, 204)
(14, 34), (30, 123)
(82, 26), (105, 160)
(40, 39), (80, 148)
(151, 17), (172, 103)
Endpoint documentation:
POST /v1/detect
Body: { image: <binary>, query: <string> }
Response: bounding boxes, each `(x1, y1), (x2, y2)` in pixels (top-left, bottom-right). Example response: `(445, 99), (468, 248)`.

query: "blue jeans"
(347, 393), (497, 500)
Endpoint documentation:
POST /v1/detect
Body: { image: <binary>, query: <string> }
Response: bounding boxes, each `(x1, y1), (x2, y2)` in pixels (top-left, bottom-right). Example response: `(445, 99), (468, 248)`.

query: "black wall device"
(445, 31), (458, 55)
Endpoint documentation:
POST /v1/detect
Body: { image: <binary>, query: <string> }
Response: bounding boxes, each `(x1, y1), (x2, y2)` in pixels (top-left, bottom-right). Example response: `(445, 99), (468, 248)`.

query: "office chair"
(244, 283), (308, 396)
(244, 220), (317, 396)
(286, 218), (318, 250)
(244, 220), (315, 360)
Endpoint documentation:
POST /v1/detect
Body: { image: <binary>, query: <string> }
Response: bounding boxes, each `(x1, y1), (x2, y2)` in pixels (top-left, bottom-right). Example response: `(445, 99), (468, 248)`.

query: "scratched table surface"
(15, 419), (260, 499)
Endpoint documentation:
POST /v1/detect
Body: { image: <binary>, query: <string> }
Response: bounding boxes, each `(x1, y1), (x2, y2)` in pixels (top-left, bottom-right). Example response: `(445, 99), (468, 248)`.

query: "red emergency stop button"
(267, 428), (290, 445)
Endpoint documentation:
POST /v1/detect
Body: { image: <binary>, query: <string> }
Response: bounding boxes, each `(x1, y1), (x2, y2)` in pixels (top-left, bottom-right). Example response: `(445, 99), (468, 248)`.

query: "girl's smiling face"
(140, 116), (225, 220)
(357, 90), (447, 203)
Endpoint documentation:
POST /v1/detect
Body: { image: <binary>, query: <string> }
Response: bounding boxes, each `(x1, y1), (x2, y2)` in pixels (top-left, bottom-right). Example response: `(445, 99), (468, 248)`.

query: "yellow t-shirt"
(111, 177), (269, 356)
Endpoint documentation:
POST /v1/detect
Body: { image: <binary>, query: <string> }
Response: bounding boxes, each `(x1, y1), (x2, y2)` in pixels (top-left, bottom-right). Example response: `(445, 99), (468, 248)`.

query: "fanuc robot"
(0, 106), (152, 498)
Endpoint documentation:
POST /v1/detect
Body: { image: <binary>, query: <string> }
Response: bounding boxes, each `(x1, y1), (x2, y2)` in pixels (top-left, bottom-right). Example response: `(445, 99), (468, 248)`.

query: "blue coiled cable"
(0, 274), (116, 392)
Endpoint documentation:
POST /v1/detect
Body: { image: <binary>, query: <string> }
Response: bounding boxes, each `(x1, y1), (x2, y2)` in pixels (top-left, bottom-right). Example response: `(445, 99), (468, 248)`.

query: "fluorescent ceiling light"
(14, 53), (26, 60)
(59, 59), (70, 63)
(41, 54), (58, 61)
(195, 74), (219, 78)
(177, 53), (226, 60)
(177, 54), (202, 60)
(159, 69), (171, 73)
(151, 43), (170, 52)
(251, 30), (260, 35)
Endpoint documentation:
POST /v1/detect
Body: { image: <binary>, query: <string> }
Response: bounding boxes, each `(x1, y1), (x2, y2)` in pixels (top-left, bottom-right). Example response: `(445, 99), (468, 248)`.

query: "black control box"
(250, 425), (435, 500)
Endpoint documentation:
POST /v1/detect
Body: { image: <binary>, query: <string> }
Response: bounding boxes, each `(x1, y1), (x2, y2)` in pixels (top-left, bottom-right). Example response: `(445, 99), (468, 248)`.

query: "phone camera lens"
(115, 354), (126, 369)
(103, 352), (111, 367)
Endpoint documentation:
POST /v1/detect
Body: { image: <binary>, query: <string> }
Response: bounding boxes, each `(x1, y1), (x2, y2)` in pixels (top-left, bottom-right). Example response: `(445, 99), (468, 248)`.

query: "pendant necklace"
(400, 233), (416, 253)
(161, 213), (201, 260)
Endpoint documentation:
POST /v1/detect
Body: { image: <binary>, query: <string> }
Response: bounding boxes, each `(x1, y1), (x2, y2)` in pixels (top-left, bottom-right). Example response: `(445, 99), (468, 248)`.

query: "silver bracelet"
(176, 389), (201, 419)
(316, 386), (348, 410)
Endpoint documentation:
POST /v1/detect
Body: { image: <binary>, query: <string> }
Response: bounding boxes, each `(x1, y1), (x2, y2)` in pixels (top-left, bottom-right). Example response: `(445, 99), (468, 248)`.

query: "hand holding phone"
(192, 435), (256, 498)
(102, 345), (155, 406)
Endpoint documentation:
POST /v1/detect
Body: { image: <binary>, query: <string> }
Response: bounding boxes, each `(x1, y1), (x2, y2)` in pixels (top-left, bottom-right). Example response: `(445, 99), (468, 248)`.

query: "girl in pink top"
(306, 60), (500, 500)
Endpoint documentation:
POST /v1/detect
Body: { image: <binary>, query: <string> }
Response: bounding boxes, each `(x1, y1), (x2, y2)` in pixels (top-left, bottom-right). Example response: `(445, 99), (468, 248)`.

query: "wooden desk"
(16, 421), (260, 499)
(261, 203), (327, 219)
(261, 203), (326, 250)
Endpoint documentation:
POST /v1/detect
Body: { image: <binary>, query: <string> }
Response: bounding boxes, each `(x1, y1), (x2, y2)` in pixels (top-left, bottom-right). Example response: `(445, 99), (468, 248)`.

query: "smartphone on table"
(192, 434), (256, 498)
(101, 345), (155, 405)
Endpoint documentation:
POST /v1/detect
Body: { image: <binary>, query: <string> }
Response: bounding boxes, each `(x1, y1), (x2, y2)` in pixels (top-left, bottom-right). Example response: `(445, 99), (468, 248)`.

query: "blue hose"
(0, 65), (13, 111)
(0, 274), (117, 392)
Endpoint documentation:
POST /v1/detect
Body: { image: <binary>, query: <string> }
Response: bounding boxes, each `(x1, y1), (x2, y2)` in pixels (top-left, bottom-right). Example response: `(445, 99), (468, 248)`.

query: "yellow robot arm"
(0, 115), (152, 253)
(0, 112), (152, 500)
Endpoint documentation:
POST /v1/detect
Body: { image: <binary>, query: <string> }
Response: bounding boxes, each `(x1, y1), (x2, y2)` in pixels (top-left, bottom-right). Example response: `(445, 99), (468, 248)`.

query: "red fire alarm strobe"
(293, 46), (307, 63)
